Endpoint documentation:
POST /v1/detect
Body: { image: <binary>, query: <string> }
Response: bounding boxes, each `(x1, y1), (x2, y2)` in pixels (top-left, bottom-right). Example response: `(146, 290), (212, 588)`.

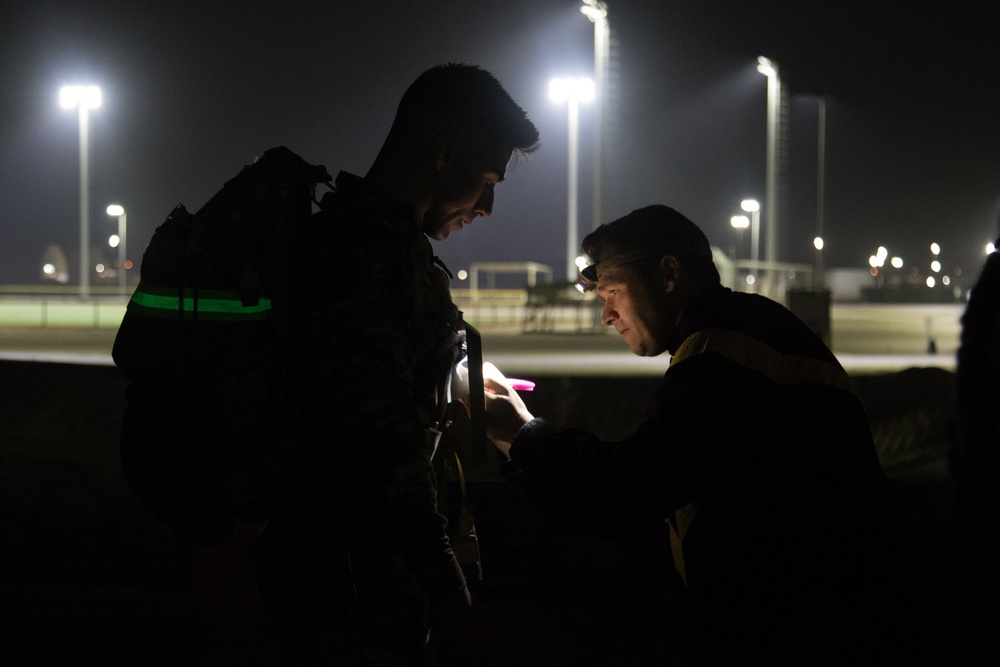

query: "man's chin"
(427, 228), (451, 241)
(429, 222), (465, 241)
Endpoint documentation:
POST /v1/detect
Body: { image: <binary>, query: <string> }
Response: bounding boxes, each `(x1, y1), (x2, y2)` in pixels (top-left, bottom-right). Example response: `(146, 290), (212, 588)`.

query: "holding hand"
(481, 363), (534, 459)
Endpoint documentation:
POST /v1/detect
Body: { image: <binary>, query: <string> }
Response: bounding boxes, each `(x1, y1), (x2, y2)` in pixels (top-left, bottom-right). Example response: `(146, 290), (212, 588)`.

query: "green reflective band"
(127, 284), (272, 321)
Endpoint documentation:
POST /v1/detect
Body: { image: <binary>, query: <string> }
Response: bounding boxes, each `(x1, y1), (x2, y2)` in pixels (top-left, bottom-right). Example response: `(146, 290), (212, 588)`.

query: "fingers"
(483, 377), (510, 396)
(482, 362), (506, 383)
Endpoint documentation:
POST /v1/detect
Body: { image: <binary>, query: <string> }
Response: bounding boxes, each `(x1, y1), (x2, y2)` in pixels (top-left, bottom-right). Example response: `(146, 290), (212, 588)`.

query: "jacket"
(270, 170), (466, 599)
(502, 283), (926, 663)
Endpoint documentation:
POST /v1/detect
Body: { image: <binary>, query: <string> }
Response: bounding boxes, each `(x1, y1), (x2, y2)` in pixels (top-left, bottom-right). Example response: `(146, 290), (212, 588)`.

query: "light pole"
(550, 77), (594, 282)
(814, 236), (825, 289)
(756, 56), (780, 294)
(581, 0), (608, 230)
(731, 214), (750, 270)
(740, 199), (761, 264)
(815, 97), (827, 290)
(60, 85), (102, 298)
(106, 204), (127, 293)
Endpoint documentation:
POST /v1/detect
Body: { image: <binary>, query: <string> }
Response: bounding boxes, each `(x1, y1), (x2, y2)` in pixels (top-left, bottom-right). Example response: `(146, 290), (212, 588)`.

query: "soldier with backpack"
(247, 64), (539, 664)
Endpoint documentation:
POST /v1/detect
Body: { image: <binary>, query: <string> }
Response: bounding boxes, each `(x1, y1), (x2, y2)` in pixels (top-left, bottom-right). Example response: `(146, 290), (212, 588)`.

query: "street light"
(815, 96), (827, 290)
(813, 236), (825, 289)
(731, 215), (750, 270)
(106, 204), (127, 293)
(740, 199), (761, 263)
(756, 56), (781, 293)
(60, 84), (102, 298)
(550, 77), (595, 282)
(581, 0), (609, 230)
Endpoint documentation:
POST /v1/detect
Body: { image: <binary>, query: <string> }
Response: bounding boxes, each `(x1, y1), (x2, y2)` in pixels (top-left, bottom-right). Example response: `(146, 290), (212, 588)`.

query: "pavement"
(0, 323), (992, 664)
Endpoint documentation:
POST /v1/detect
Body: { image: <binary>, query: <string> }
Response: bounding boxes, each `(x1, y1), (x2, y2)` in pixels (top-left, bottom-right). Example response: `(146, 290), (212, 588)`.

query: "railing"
(0, 286), (966, 355)
(1, 286), (593, 333)
(0, 285), (129, 328)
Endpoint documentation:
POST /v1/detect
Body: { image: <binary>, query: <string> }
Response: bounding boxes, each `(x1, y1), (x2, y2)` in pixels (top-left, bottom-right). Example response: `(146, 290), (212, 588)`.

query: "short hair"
(390, 63), (540, 156)
(581, 205), (720, 286)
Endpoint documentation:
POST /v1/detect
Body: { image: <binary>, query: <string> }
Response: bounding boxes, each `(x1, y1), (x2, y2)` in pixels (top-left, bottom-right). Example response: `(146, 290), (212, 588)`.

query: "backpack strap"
(462, 320), (489, 466)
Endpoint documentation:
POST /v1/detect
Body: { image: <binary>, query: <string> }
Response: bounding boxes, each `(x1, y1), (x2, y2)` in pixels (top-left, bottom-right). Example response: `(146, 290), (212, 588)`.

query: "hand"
(481, 363), (534, 459)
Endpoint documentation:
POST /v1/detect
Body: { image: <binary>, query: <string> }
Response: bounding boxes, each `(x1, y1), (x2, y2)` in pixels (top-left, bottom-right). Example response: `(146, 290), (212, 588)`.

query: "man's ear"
(660, 255), (680, 294)
(433, 132), (458, 170)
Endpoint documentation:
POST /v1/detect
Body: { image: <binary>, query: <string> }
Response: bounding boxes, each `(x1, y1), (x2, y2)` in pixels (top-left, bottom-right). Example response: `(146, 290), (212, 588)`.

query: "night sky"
(2, 0), (998, 289)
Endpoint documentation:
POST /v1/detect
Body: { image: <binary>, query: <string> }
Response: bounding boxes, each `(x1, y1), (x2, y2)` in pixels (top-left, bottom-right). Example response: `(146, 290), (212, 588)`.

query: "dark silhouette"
(483, 205), (928, 664)
(247, 63), (539, 664)
(944, 231), (1000, 662)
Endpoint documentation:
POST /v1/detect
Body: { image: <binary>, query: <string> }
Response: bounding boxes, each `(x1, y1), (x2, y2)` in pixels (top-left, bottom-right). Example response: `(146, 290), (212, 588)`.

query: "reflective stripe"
(127, 284), (272, 321)
(670, 328), (855, 394)
(665, 502), (697, 586)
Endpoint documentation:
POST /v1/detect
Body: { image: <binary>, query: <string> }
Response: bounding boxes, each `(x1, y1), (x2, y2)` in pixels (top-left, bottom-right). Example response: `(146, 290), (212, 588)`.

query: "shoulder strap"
(462, 319), (488, 466)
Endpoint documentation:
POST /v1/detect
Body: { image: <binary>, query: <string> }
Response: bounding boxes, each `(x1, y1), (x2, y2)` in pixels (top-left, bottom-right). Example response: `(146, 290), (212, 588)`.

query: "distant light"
(869, 255), (879, 268)
(549, 78), (594, 103)
(124, 260), (133, 270)
(60, 85), (101, 109)
(108, 234), (120, 248)
(456, 269), (468, 281)
(95, 263), (105, 274)
(731, 215), (750, 229)
(931, 260), (941, 273)
(891, 256), (903, 268)
(943, 275), (951, 286)
(930, 242), (941, 255)
(987, 242), (996, 254)
(813, 237), (824, 250)
(740, 199), (760, 213)
(107, 204), (124, 216)
(746, 274), (756, 285)
(926, 276), (936, 288)
(756, 56), (776, 77)
(574, 255), (589, 271)
(876, 246), (888, 261)
(43, 263), (55, 275)
(580, 0), (607, 21)
(870, 267), (879, 277)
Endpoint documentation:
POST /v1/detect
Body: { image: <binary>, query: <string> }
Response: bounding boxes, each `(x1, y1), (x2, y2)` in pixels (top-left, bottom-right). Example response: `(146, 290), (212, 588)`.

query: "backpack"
(112, 146), (332, 547)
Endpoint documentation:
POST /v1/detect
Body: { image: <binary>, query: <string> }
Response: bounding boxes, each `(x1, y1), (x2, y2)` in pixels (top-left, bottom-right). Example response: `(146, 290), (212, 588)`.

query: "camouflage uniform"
(251, 171), (467, 664)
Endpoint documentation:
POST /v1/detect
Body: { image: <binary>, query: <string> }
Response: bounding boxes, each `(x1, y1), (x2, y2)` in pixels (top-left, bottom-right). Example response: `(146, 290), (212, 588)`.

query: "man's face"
(421, 138), (513, 241)
(594, 258), (678, 357)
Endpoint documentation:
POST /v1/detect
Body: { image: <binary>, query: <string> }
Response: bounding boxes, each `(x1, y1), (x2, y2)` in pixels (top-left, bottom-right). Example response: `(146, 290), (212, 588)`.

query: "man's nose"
(601, 303), (616, 326)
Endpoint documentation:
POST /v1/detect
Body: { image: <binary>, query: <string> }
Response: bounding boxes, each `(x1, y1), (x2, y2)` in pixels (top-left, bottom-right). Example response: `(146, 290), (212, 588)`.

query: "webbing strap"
(463, 320), (488, 465)
(127, 284), (272, 321)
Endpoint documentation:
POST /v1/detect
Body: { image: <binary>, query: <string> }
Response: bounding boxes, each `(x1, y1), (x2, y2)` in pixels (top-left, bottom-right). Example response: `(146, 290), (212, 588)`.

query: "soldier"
(250, 63), (538, 664)
(482, 205), (928, 664)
